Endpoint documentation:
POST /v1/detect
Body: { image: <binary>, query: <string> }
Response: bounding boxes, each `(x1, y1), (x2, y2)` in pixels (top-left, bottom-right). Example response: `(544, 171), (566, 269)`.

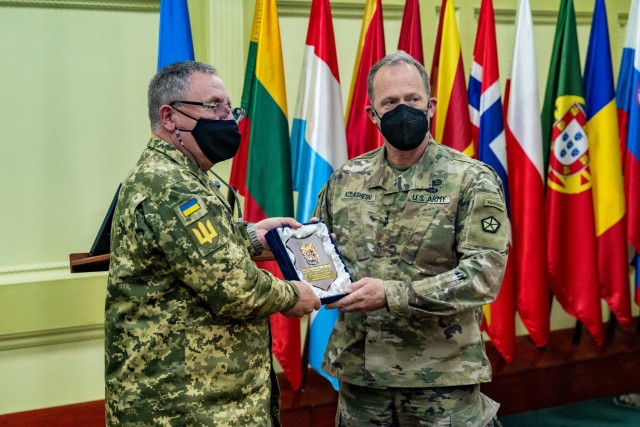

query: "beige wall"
(0, 0), (636, 415)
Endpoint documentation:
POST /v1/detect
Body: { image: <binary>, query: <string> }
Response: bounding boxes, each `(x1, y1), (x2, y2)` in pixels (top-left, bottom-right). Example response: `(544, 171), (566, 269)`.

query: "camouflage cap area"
(314, 139), (510, 388)
(105, 138), (299, 426)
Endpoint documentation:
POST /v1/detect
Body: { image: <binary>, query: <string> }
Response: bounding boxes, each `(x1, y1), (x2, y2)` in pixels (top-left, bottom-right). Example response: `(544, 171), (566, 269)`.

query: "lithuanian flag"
(229, 0), (301, 390)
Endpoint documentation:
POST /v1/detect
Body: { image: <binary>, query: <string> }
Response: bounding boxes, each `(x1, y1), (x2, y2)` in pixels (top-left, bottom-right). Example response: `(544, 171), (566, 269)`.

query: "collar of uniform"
(147, 138), (210, 184)
(366, 138), (437, 193)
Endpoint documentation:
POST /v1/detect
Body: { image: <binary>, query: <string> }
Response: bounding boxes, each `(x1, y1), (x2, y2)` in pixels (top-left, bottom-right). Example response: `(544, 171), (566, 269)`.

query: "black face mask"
(374, 104), (430, 151)
(175, 108), (241, 164)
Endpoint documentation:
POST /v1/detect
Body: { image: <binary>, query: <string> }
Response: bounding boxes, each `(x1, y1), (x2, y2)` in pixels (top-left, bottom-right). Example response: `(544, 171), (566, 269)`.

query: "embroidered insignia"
(343, 191), (375, 201)
(426, 187), (439, 193)
(192, 219), (218, 245)
(409, 193), (450, 203)
(299, 243), (320, 266)
(432, 179), (443, 187)
(180, 198), (201, 218)
(481, 216), (501, 233)
(484, 198), (504, 211)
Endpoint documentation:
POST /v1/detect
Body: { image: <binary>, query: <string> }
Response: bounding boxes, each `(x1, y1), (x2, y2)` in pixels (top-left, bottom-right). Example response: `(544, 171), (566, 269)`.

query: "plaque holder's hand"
(282, 280), (322, 317)
(326, 277), (387, 312)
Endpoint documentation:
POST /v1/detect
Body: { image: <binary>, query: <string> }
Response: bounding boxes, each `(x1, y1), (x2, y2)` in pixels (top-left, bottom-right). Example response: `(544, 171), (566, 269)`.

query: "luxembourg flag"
(468, 0), (515, 361)
(616, 0), (640, 305)
(290, 0), (347, 389)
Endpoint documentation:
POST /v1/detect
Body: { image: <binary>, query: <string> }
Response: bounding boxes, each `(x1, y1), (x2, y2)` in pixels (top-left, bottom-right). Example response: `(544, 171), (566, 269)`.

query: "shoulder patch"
(484, 198), (505, 211)
(175, 196), (208, 226)
(186, 214), (224, 257)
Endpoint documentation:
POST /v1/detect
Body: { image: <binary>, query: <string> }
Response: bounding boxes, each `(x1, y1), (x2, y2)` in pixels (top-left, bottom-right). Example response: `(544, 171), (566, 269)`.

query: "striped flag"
(398, 0), (424, 65)
(157, 0), (194, 71)
(468, 0), (515, 362)
(290, 0), (346, 390)
(584, 0), (632, 327)
(616, 0), (640, 306)
(345, 0), (385, 159)
(505, 0), (549, 349)
(229, 0), (302, 390)
(430, 0), (474, 157)
(542, 0), (603, 344)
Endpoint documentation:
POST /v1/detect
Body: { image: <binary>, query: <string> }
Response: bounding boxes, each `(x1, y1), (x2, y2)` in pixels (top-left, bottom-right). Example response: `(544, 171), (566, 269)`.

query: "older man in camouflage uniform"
(314, 51), (509, 426)
(105, 61), (320, 426)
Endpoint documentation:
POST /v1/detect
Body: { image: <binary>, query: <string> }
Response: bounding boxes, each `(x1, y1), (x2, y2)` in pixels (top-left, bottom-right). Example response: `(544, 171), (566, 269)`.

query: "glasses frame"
(170, 100), (245, 121)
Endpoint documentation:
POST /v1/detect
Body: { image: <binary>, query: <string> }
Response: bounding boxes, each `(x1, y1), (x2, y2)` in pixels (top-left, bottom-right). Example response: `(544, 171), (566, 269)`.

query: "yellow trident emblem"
(192, 219), (218, 245)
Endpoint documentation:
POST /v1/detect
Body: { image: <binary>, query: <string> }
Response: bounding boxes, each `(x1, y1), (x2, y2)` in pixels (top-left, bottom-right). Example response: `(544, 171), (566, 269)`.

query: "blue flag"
(157, 0), (194, 71)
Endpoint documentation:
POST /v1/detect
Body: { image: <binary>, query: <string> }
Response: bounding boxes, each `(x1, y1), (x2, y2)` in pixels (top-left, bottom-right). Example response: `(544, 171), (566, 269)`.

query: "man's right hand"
(282, 280), (321, 318)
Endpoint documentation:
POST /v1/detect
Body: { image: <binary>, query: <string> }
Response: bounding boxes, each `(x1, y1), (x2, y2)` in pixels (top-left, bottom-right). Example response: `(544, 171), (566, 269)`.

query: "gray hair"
(148, 61), (218, 130)
(367, 51), (430, 104)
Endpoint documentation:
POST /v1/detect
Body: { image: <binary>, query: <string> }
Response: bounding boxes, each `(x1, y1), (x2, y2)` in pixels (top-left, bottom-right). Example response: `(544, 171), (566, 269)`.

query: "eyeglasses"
(170, 100), (245, 121)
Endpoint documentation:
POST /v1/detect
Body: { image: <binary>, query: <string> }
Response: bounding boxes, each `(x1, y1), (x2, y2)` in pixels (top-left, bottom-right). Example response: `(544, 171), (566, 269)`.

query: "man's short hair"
(148, 61), (218, 130)
(367, 51), (430, 104)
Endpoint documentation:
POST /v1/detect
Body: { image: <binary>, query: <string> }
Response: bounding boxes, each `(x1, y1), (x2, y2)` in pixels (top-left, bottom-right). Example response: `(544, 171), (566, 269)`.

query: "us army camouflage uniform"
(105, 138), (300, 426)
(314, 140), (509, 426)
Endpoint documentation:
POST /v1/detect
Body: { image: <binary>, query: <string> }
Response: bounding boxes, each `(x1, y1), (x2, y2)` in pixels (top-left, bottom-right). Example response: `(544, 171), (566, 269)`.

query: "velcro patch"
(175, 196), (207, 226)
(481, 216), (501, 233)
(409, 193), (451, 204)
(484, 198), (505, 211)
(186, 215), (224, 257)
(343, 191), (375, 201)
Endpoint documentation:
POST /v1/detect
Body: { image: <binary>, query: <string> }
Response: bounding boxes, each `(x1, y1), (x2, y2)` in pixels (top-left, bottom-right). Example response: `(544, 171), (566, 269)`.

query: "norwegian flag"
(468, 0), (516, 361)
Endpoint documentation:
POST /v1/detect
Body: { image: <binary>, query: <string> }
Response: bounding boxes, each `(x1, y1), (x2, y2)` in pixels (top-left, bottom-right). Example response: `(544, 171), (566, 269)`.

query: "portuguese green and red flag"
(541, 0), (603, 344)
(229, 0), (301, 389)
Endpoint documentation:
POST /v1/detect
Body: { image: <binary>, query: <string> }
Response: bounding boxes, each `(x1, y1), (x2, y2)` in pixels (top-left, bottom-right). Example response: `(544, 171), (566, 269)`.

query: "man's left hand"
(254, 217), (302, 249)
(326, 277), (387, 312)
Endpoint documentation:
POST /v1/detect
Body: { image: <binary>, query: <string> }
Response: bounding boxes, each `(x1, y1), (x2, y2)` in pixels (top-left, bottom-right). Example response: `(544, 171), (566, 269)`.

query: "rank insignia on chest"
(481, 216), (501, 233)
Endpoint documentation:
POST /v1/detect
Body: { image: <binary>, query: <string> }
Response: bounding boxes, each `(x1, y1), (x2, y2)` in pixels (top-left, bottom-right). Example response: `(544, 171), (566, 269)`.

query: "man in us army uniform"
(314, 51), (510, 426)
(105, 61), (320, 426)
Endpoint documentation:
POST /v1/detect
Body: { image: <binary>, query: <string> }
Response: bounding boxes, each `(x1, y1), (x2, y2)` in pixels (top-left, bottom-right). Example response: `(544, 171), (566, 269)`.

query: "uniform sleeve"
(385, 168), (510, 316)
(312, 182), (333, 228)
(139, 182), (299, 320)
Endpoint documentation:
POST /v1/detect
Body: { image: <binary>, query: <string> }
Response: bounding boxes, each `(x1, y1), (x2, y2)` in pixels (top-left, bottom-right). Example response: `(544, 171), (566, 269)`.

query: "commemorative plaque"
(266, 222), (350, 304)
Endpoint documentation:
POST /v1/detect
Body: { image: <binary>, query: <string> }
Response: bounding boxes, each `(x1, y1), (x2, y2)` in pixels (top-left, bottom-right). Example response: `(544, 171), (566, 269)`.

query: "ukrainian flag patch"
(180, 198), (201, 217)
(175, 196), (207, 226)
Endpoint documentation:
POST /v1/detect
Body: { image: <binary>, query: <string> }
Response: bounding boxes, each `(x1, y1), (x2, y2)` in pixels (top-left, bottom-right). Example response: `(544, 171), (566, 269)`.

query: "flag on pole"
(616, 0), (640, 306)
(290, 0), (346, 390)
(229, 0), (302, 390)
(542, 0), (603, 344)
(398, 0), (424, 65)
(584, 0), (632, 327)
(345, 0), (385, 159)
(157, 0), (194, 71)
(430, 0), (474, 157)
(468, 0), (515, 361)
(504, 0), (549, 349)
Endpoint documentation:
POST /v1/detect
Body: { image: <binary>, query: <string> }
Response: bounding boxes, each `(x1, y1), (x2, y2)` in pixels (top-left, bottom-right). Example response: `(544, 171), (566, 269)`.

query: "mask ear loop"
(175, 129), (202, 170)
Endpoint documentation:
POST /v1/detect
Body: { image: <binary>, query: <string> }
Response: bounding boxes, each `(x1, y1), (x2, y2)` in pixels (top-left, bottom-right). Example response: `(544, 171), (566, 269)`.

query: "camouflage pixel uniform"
(314, 140), (509, 426)
(105, 138), (300, 426)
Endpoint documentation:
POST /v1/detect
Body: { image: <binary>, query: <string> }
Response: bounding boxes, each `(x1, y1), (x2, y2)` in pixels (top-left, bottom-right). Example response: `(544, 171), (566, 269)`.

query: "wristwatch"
(245, 222), (263, 256)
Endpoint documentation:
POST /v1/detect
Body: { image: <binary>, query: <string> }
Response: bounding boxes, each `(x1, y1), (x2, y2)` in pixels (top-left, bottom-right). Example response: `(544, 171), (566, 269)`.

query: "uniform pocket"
(400, 205), (438, 265)
(450, 392), (500, 427)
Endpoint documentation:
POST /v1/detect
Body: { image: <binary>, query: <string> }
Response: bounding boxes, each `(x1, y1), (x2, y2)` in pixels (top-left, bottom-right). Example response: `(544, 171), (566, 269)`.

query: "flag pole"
(572, 320), (583, 345)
